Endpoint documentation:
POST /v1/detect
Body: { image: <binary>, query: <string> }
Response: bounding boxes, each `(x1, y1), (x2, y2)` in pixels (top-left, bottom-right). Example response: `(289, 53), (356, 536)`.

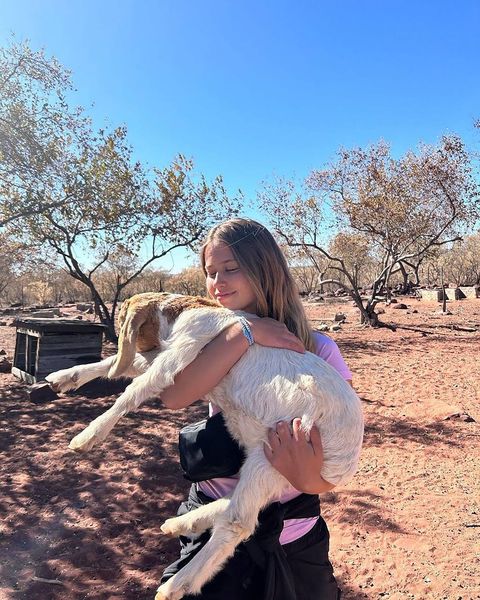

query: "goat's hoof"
(68, 429), (98, 452)
(45, 370), (79, 393)
(155, 582), (183, 600)
(161, 515), (197, 537)
(161, 517), (180, 536)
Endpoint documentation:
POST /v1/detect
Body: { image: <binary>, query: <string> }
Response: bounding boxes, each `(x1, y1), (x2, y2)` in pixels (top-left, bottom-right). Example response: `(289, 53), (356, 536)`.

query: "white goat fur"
(46, 293), (363, 600)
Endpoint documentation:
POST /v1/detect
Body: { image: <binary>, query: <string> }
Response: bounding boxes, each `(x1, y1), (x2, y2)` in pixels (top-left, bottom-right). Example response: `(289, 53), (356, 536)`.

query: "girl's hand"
(248, 318), (305, 353)
(264, 419), (335, 494)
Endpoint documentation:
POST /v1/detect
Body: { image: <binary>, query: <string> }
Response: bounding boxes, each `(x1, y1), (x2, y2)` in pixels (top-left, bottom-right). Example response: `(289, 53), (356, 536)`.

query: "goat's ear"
(108, 307), (147, 378)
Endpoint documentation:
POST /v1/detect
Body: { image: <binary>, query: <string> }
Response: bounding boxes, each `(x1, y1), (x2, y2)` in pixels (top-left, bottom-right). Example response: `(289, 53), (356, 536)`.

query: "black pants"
(161, 489), (340, 600)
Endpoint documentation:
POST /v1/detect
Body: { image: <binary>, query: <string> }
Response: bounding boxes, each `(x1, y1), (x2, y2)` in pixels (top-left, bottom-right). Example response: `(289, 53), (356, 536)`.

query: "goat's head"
(108, 293), (220, 378)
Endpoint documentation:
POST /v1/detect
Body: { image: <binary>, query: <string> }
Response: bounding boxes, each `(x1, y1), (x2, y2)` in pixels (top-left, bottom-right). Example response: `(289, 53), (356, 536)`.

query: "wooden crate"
(12, 319), (107, 384)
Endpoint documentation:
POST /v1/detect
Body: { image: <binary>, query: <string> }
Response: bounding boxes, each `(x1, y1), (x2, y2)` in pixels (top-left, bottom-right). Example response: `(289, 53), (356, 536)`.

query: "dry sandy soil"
(0, 298), (479, 600)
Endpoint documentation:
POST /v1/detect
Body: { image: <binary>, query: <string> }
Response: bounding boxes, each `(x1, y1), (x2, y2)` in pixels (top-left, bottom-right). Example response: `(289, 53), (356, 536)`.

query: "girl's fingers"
(292, 418), (306, 442)
(275, 421), (291, 441)
(267, 427), (281, 448)
(249, 319), (305, 353)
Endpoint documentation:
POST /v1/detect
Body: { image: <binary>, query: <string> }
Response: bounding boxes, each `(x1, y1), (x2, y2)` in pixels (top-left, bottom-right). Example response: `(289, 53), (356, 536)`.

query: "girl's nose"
(214, 272), (226, 286)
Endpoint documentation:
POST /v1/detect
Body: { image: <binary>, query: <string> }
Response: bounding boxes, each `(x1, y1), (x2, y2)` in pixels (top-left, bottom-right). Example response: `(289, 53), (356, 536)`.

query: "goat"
(46, 292), (364, 600)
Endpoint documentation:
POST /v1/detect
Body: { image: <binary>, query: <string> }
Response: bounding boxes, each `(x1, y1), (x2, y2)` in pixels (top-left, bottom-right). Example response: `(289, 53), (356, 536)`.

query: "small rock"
(389, 298), (398, 304)
(330, 324), (342, 332)
(28, 381), (59, 403)
(392, 303), (408, 309)
(76, 303), (93, 312)
(334, 312), (346, 322)
(0, 357), (12, 373)
(0, 349), (6, 355)
(0, 321), (6, 326)
(444, 412), (475, 423)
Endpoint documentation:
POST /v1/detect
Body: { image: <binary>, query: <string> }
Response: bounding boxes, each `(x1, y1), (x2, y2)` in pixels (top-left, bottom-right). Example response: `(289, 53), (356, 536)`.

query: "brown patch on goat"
(162, 295), (219, 323)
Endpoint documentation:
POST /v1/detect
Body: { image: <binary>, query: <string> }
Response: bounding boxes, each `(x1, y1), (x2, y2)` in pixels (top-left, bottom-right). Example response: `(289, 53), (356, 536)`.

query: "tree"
(0, 40), (87, 226)
(125, 268), (169, 296)
(328, 232), (377, 292)
(433, 232), (480, 287)
(0, 233), (26, 302)
(167, 266), (206, 296)
(260, 137), (478, 324)
(282, 245), (326, 295)
(1, 41), (239, 340)
(10, 140), (238, 340)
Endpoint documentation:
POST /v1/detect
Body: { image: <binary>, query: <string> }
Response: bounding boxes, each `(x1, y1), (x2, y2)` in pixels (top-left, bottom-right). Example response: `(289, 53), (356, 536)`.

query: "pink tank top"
(198, 332), (352, 544)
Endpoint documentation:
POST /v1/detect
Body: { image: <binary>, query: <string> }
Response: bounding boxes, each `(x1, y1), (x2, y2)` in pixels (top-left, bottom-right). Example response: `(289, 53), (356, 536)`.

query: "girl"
(160, 218), (351, 600)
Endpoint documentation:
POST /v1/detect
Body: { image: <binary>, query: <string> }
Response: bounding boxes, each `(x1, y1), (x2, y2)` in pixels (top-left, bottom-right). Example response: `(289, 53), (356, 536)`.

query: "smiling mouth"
(216, 292), (235, 299)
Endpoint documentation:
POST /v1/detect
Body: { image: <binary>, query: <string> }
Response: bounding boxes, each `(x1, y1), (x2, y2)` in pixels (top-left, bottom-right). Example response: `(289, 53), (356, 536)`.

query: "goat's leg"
(68, 372), (158, 451)
(46, 349), (160, 393)
(161, 498), (230, 538)
(46, 356), (118, 393)
(155, 449), (286, 600)
(69, 337), (216, 452)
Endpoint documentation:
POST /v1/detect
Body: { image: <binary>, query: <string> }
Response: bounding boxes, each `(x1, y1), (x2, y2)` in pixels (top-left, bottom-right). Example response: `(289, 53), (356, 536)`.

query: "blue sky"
(1, 0), (479, 270)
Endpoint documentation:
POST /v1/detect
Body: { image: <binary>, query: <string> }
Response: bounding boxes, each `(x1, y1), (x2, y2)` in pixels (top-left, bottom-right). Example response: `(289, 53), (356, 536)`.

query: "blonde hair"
(200, 218), (316, 353)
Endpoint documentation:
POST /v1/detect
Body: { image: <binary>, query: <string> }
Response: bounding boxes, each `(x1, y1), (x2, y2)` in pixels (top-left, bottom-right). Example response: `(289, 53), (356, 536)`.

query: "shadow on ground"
(0, 376), (206, 599)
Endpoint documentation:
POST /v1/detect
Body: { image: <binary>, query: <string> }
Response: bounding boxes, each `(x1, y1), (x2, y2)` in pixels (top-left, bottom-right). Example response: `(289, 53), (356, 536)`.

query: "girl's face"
(204, 241), (257, 313)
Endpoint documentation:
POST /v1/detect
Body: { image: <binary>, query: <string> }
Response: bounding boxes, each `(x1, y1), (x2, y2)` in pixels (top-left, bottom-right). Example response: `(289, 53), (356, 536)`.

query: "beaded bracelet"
(237, 316), (254, 346)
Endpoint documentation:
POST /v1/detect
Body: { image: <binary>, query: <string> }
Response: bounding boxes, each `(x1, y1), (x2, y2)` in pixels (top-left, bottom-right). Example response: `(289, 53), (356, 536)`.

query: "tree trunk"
(89, 287), (118, 343)
(413, 264), (421, 287)
(399, 263), (409, 293)
(352, 293), (380, 326)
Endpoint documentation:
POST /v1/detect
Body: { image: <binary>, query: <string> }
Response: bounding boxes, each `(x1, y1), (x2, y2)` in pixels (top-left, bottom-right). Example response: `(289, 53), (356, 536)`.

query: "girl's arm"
(161, 318), (304, 410)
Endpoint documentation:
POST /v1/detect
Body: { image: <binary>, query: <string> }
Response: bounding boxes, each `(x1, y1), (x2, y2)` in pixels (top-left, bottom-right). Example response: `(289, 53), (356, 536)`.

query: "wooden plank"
(15, 319), (107, 334)
(11, 366), (36, 384)
(40, 333), (102, 345)
(37, 359), (101, 375)
(37, 342), (102, 354)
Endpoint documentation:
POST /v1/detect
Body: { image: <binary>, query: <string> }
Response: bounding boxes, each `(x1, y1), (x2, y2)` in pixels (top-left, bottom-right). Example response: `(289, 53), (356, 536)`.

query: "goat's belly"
(224, 346), (353, 424)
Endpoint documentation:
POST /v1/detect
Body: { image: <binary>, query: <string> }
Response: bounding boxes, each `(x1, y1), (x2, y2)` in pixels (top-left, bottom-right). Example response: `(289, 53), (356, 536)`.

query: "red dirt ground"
(0, 298), (479, 600)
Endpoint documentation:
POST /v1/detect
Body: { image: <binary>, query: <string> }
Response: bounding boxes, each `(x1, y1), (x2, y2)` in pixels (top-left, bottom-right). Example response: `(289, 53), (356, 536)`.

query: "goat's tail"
(108, 298), (144, 378)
